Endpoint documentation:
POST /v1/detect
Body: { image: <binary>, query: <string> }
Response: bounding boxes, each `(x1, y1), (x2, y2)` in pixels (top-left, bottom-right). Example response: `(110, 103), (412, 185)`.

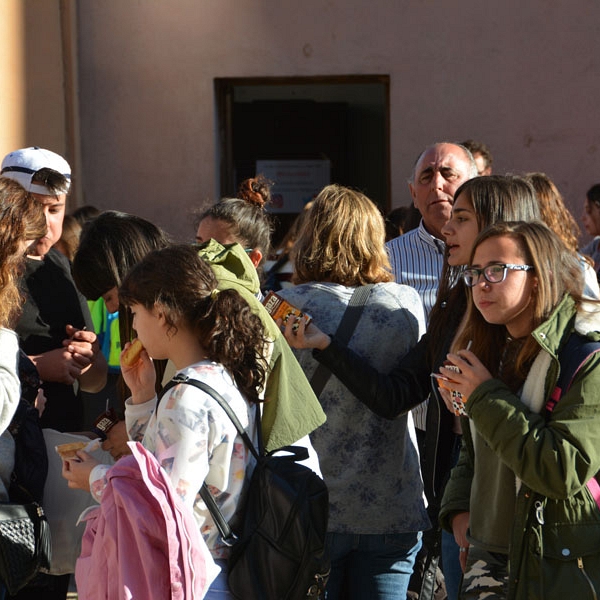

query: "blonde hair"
(292, 184), (392, 286)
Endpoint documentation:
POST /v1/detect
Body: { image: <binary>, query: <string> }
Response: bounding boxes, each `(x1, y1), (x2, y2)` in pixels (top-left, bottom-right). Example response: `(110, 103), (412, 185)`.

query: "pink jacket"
(76, 442), (212, 599)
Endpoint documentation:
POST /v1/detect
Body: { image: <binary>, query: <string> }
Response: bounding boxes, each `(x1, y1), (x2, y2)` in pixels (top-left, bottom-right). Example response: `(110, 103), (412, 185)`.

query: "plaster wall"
(0, 1), (67, 179)
(72, 1), (600, 241)
(0, 1), (26, 154)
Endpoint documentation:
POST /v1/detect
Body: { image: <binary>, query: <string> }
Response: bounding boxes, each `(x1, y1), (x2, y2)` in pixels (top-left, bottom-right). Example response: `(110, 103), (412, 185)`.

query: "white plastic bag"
(41, 429), (114, 575)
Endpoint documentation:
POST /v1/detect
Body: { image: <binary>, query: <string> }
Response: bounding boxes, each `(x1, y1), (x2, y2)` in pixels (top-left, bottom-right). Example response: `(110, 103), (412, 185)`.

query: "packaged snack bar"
(262, 291), (312, 330)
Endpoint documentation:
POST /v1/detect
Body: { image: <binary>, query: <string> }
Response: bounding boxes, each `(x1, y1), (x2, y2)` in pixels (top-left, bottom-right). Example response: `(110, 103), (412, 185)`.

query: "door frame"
(214, 75), (391, 210)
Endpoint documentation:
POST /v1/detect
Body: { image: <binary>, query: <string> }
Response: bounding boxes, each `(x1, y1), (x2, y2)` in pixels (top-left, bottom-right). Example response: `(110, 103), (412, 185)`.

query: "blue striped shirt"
(386, 220), (445, 430)
(386, 220), (445, 323)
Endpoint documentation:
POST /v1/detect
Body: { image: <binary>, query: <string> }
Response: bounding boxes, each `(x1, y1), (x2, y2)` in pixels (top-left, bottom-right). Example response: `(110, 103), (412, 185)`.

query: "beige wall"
(0, 0), (75, 199)
(0, 0), (83, 207)
(7, 1), (600, 242)
(0, 1), (26, 154)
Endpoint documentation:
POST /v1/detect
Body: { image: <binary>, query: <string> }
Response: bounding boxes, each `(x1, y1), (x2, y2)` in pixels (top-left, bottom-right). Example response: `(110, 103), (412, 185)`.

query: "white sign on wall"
(256, 159), (331, 213)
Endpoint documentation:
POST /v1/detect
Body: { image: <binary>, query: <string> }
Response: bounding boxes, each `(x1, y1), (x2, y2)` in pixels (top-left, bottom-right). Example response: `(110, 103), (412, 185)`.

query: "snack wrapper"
(93, 407), (119, 440)
(434, 363), (467, 416)
(262, 291), (312, 330)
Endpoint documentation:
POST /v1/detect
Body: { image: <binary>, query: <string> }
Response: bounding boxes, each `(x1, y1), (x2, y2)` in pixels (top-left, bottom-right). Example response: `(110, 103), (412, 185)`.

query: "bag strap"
(419, 553), (440, 600)
(158, 374), (260, 545)
(159, 374), (261, 459)
(310, 284), (374, 397)
(158, 375), (312, 546)
(545, 333), (600, 510)
(199, 484), (238, 546)
(418, 527), (442, 600)
(546, 334), (600, 414)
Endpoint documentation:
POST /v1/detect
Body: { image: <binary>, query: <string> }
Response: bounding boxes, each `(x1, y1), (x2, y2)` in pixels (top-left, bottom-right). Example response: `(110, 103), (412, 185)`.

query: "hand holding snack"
(60, 444), (100, 492)
(433, 363), (466, 416)
(55, 441), (88, 461)
(281, 313), (331, 351)
(263, 292), (312, 331)
(436, 342), (493, 414)
(56, 438), (101, 460)
(120, 339), (157, 404)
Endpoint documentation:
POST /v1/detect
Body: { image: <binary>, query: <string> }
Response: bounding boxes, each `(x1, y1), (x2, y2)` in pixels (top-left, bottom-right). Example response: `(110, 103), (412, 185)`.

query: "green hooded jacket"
(195, 239), (326, 451)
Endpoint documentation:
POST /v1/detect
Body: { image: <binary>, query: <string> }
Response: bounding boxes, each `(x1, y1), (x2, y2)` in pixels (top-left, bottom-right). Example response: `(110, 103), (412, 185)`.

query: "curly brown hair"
(524, 172), (580, 252)
(118, 244), (268, 403)
(0, 179), (46, 328)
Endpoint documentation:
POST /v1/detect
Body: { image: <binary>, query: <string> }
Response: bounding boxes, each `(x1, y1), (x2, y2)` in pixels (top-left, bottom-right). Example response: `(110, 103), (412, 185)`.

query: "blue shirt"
(386, 220), (445, 324)
(386, 221), (445, 429)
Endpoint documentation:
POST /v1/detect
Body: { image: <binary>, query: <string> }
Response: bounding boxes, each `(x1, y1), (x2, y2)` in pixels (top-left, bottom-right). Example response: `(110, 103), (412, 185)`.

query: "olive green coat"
(440, 295), (600, 600)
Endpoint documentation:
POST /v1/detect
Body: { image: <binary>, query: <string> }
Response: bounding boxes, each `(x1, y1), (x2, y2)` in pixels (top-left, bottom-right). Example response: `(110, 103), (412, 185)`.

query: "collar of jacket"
(531, 294), (600, 358)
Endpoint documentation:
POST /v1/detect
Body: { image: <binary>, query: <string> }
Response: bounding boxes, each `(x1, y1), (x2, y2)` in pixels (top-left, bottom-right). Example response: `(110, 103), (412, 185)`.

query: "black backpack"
(160, 374), (330, 600)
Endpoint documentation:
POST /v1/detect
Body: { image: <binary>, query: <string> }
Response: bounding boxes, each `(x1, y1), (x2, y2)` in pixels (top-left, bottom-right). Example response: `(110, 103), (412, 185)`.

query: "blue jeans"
(325, 531), (422, 600)
(441, 434), (463, 600)
(204, 560), (233, 599)
(442, 528), (461, 600)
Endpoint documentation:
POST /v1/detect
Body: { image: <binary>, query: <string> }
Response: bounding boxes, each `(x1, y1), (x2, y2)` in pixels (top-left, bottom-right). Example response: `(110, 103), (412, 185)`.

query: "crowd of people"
(0, 141), (597, 600)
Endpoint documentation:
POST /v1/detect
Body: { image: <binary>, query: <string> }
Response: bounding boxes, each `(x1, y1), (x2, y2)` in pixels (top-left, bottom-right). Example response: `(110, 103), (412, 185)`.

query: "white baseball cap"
(1, 146), (71, 194)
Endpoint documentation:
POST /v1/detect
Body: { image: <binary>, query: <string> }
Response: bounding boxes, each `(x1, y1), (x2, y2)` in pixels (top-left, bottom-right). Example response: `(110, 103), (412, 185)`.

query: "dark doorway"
(215, 76), (390, 248)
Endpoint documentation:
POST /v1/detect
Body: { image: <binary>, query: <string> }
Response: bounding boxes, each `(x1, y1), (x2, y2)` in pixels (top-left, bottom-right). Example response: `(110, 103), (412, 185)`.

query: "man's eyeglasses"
(462, 263), (535, 287)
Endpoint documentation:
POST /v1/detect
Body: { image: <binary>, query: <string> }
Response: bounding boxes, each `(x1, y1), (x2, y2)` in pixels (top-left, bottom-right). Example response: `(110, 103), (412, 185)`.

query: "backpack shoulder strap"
(545, 333), (600, 414)
(545, 333), (600, 510)
(159, 374), (261, 460)
(159, 374), (259, 546)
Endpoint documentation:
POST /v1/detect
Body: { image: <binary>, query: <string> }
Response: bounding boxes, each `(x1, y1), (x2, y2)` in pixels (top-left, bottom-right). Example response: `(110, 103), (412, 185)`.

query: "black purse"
(0, 498), (51, 595)
(0, 350), (52, 595)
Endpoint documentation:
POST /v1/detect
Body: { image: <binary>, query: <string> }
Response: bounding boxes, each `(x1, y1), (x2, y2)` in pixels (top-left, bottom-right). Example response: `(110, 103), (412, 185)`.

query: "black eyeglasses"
(462, 263), (535, 287)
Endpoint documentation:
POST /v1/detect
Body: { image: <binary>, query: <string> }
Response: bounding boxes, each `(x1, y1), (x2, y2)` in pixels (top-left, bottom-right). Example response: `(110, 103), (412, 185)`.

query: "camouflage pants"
(459, 545), (508, 599)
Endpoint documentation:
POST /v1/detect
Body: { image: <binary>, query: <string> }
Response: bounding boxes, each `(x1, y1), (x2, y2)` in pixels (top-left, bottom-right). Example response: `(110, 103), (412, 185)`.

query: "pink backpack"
(76, 442), (211, 599)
